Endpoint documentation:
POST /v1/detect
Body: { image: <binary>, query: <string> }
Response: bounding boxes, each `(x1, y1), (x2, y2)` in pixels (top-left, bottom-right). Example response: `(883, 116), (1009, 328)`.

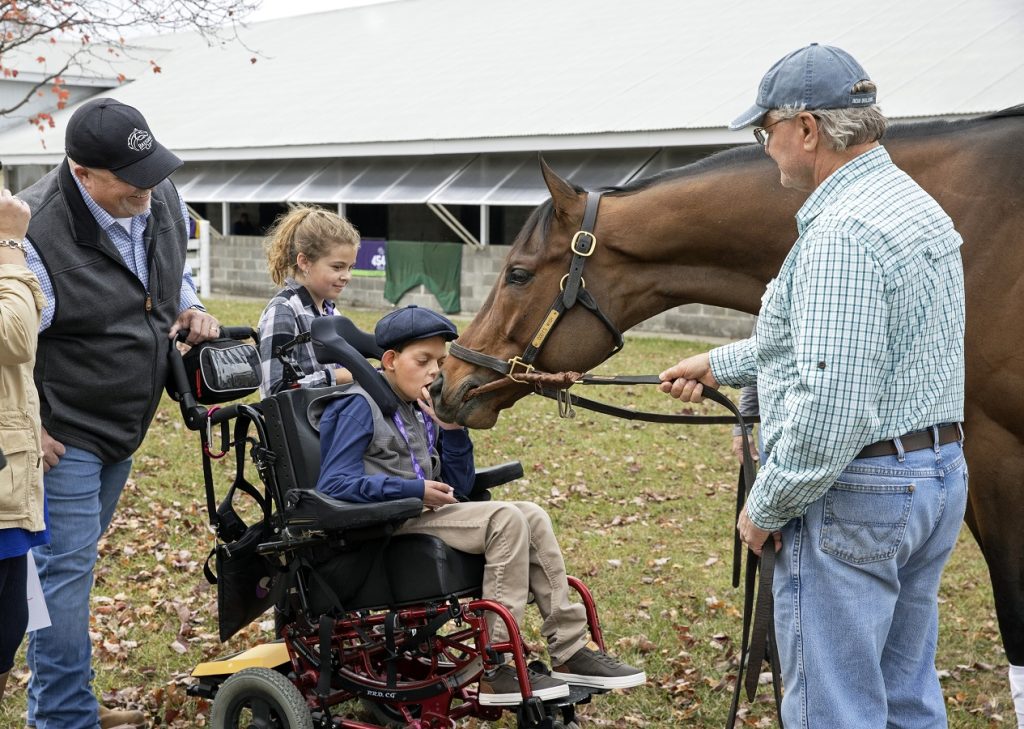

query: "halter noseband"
(448, 190), (624, 380)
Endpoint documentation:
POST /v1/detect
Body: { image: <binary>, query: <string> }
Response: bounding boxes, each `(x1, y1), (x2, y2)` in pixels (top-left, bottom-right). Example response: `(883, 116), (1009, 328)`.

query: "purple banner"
(355, 237), (387, 277)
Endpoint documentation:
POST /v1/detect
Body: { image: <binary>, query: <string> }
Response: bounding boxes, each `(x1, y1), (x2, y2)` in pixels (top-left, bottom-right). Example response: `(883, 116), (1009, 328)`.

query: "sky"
(243, 0), (394, 23)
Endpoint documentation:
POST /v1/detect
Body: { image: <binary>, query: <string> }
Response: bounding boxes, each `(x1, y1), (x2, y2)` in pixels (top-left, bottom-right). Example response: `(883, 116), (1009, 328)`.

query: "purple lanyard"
(391, 410), (436, 480)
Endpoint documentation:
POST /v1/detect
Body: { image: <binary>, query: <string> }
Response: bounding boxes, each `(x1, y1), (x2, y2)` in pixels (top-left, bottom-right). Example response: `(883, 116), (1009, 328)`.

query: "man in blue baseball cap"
(660, 44), (967, 727)
(316, 304), (646, 706)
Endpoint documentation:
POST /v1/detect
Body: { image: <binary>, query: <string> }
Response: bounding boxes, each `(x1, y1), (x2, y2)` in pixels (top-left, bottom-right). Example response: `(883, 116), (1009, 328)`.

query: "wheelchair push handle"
(174, 325), (258, 344)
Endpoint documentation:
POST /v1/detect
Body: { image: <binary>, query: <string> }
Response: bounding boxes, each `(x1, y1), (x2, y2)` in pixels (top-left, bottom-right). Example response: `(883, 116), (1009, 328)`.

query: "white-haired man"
(660, 44), (967, 728)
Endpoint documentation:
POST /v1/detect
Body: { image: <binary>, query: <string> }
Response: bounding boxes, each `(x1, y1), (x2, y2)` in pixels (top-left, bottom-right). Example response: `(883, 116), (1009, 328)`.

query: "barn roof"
(0, 0), (1020, 165)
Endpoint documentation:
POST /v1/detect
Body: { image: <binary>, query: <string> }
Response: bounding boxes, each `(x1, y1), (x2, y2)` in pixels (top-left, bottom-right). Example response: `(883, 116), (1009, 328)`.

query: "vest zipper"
(145, 293), (152, 312)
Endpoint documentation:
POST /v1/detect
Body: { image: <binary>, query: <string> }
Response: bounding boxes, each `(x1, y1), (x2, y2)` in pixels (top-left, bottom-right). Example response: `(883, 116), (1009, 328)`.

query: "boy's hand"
(423, 480), (458, 509)
(419, 387), (463, 430)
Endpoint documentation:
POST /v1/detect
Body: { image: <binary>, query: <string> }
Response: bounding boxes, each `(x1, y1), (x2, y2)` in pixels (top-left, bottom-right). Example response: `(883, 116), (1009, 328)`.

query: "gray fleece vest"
(21, 161), (187, 463)
(339, 383), (440, 482)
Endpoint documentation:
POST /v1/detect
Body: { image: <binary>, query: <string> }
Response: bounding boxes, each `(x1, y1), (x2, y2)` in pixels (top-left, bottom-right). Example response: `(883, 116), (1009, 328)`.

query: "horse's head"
(434, 160), (628, 428)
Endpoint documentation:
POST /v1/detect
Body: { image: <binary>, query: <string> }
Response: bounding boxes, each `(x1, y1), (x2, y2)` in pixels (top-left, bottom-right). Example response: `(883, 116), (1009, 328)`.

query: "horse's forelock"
(511, 200), (557, 255)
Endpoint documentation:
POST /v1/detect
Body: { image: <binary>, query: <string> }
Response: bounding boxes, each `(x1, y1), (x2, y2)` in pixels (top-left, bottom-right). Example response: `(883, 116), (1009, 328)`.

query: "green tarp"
(383, 240), (462, 314)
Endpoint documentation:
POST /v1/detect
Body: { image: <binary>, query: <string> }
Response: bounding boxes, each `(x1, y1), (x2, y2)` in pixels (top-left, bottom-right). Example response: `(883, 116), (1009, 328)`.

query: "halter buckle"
(506, 356), (535, 383)
(570, 231), (597, 257)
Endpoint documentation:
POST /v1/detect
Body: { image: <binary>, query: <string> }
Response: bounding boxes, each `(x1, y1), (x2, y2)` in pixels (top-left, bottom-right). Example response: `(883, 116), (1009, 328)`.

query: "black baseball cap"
(65, 98), (182, 188)
(375, 305), (458, 351)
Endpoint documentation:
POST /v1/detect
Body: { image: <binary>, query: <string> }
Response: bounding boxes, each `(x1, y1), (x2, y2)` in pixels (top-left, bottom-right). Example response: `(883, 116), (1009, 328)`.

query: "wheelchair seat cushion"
(306, 533), (484, 614)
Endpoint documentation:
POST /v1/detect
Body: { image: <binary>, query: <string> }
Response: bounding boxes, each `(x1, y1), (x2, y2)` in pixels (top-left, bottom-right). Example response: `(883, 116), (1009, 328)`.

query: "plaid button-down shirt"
(257, 280), (341, 397)
(710, 146), (966, 530)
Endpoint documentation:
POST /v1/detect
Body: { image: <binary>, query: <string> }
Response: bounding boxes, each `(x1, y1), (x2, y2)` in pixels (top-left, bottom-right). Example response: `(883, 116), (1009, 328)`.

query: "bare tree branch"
(0, 0), (260, 119)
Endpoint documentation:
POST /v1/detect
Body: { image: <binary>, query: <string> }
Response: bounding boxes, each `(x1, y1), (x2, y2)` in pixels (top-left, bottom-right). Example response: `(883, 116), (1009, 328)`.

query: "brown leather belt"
(857, 423), (962, 459)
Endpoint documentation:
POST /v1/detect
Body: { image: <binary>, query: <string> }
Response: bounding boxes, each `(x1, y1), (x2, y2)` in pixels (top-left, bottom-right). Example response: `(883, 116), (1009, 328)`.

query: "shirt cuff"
(709, 339), (757, 388)
(399, 478), (425, 500)
(178, 287), (202, 313)
(744, 477), (794, 531)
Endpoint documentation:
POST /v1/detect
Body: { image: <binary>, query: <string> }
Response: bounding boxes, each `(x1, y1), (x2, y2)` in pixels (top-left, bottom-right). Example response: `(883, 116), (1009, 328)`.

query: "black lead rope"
(535, 375), (782, 728)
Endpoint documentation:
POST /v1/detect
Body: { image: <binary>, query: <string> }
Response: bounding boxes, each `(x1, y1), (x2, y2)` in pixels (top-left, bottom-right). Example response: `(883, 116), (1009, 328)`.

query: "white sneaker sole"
(549, 669), (647, 690)
(478, 681), (571, 706)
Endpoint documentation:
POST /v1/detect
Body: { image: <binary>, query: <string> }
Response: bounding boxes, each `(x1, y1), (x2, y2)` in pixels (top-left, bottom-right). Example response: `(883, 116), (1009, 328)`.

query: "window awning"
(173, 161), (250, 203)
(172, 149), (671, 207)
(229, 159), (331, 202)
(289, 155), (473, 204)
(174, 160), (332, 203)
(430, 149), (658, 206)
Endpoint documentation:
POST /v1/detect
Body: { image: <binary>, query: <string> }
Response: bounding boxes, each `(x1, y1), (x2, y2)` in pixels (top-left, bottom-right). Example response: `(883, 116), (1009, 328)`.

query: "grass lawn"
(1, 298), (1010, 727)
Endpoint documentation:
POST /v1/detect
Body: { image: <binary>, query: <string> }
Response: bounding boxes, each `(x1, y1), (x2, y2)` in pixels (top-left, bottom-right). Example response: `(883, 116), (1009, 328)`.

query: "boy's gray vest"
(334, 383), (440, 481)
(21, 160), (188, 463)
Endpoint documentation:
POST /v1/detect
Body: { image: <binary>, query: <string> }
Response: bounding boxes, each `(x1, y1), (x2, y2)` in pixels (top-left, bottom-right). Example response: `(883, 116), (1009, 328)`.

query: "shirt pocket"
(0, 412), (39, 520)
(818, 479), (914, 565)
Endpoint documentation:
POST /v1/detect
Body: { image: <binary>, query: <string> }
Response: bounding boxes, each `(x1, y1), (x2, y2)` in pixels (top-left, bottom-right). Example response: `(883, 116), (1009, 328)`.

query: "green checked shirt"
(710, 146), (965, 531)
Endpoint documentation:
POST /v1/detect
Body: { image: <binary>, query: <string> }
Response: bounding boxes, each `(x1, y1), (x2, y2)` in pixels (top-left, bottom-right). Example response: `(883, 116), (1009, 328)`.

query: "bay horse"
(433, 106), (1024, 710)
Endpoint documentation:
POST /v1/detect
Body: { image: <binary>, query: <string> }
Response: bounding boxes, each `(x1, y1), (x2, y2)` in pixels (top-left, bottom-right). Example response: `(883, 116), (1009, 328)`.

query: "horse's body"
(435, 107), (1024, 675)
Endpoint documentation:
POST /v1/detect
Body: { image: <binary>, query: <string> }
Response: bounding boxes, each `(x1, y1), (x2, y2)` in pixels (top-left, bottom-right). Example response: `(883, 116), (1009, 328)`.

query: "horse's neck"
(602, 162), (804, 328)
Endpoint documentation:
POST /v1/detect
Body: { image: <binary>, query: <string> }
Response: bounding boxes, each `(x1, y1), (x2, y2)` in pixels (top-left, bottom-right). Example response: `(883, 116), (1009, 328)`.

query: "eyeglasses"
(753, 117), (788, 146)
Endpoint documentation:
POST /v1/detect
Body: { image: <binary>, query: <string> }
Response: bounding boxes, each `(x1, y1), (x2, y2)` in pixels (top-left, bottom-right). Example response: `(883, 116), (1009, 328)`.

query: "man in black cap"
(19, 97), (219, 729)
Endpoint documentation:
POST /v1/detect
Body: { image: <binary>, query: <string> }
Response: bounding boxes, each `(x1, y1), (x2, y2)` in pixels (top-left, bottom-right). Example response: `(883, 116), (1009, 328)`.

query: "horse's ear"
(539, 155), (581, 218)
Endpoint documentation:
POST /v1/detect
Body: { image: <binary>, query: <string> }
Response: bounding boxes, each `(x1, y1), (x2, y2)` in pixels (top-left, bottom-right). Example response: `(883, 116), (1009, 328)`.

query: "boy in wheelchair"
(315, 305), (646, 706)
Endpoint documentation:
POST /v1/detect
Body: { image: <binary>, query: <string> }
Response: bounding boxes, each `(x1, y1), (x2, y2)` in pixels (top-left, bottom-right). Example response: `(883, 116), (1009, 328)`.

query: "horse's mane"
(605, 103), (1024, 196)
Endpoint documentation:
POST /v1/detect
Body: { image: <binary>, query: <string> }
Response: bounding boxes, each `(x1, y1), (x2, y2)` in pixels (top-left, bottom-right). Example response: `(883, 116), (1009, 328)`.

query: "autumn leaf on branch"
(0, 0), (261, 118)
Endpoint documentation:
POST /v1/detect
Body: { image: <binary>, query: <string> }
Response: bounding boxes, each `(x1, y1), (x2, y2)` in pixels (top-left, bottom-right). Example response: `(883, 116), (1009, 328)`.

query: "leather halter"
(448, 191), (624, 380)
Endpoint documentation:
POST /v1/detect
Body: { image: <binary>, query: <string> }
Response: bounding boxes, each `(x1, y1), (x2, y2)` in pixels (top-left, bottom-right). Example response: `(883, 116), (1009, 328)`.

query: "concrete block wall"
(209, 234), (755, 339)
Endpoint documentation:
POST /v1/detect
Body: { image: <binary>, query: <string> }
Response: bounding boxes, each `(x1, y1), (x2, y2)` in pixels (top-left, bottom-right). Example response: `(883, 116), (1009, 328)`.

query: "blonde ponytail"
(264, 206), (360, 287)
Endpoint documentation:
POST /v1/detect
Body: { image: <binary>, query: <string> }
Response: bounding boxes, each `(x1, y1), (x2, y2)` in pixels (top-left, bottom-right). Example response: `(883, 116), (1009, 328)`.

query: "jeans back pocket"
(819, 480), (914, 565)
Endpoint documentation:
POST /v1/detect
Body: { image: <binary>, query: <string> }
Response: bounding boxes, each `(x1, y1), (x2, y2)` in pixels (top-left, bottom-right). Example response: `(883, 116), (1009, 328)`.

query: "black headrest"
(310, 316), (399, 417)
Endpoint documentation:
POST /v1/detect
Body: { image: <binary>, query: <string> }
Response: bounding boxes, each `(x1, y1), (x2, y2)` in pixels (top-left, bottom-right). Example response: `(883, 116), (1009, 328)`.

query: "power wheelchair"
(168, 315), (613, 729)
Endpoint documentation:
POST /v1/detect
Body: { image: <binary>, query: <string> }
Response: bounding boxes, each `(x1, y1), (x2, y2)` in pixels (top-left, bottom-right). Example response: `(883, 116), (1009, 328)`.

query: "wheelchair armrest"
(467, 461), (524, 502)
(284, 490), (423, 532)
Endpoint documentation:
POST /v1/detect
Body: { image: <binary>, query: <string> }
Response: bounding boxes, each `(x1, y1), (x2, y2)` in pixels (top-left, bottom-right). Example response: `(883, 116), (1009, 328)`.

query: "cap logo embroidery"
(127, 128), (153, 152)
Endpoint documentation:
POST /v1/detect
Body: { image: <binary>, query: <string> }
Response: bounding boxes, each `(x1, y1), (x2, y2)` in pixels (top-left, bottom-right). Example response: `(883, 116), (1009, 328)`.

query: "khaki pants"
(395, 500), (589, 663)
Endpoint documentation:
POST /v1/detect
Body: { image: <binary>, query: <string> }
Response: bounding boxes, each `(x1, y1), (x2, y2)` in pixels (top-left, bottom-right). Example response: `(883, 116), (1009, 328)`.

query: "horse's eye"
(505, 268), (533, 286)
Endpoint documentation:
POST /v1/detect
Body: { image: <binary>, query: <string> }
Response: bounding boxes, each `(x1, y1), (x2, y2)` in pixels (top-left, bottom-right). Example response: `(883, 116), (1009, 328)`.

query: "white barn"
(0, 0), (1020, 335)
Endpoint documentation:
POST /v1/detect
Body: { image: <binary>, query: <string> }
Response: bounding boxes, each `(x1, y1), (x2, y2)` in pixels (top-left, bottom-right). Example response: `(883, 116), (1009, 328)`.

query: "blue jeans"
(27, 445), (132, 729)
(774, 438), (967, 729)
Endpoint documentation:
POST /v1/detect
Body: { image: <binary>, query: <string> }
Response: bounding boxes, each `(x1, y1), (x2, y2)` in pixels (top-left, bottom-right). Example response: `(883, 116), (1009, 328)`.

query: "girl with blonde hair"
(257, 206), (360, 396)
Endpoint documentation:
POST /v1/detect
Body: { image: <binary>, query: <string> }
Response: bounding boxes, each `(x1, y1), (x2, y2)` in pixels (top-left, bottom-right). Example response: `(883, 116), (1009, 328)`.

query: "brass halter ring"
(559, 274), (585, 291)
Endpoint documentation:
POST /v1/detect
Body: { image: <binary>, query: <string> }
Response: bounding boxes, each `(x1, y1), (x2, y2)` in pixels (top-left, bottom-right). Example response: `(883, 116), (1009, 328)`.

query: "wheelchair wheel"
(210, 667), (313, 729)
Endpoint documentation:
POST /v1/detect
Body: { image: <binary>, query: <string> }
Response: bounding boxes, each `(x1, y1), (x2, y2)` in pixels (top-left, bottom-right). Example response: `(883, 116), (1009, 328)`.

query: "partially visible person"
(660, 44), (966, 728)
(730, 323), (760, 465)
(731, 383), (759, 465)
(21, 97), (220, 729)
(258, 206), (358, 396)
(231, 211), (257, 235)
(0, 189), (46, 707)
(316, 305), (647, 706)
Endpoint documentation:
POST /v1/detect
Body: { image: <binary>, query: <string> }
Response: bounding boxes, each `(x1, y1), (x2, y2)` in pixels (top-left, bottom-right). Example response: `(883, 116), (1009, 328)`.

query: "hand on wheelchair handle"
(423, 480), (458, 509)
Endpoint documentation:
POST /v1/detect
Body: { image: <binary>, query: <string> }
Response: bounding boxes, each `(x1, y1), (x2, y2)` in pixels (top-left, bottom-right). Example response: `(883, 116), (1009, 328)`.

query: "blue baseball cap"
(730, 43), (876, 130)
(375, 305), (458, 351)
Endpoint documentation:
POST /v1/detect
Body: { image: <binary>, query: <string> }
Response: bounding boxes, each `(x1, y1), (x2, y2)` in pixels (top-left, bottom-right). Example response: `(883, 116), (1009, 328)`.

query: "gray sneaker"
(551, 646), (646, 690)
(478, 664), (571, 706)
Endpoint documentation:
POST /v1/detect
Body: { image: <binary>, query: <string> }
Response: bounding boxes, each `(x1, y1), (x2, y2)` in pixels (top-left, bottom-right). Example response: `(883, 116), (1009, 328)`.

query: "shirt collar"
(796, 146), (891, 233)
(285, 277), (335, 317)
(71, 172), (150, 231)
